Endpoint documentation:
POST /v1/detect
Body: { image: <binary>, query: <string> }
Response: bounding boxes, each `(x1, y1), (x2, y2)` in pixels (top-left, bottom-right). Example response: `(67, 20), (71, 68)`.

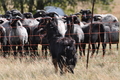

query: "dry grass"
(0, 44), (119, 80)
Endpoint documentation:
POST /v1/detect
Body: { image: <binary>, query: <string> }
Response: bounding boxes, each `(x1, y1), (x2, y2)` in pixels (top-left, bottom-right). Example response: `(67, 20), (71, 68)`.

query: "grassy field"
(0, 44), (119, 80)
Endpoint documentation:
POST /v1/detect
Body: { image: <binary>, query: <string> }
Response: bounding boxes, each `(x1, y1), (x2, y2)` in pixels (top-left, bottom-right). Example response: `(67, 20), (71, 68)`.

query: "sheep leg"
(12, 46), (17, 59)
(79, 44), (84, 57)
(102, 43), (106, 57)
(117, 43), (118, 50)
(96, 42), (100, 55)
(91, 44), (96, 58)
(18, 46), (23, 57)
(82, 44), (86, 56)
(45, 46), (48, 59)
(52, 58), (58, 73)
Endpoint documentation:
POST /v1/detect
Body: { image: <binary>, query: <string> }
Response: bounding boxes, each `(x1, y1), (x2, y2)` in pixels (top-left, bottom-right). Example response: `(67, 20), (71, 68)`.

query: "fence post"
(86, 0), (96, 69)
(118, 22), (120, 59)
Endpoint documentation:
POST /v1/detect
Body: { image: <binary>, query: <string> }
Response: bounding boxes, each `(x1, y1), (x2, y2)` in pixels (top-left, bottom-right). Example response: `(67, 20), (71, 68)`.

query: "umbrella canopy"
(44, 6), (65, 16)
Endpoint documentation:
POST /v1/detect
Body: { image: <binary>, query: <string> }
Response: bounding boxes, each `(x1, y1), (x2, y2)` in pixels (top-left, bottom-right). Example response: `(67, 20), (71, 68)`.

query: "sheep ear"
(87, 9), (91, 13)
(0, 20), (4, 24)
(62, 15), (67, 21)
(80, 9), (83, 13)
(113, 19), (117, 22)
(74, 12), (80, 15)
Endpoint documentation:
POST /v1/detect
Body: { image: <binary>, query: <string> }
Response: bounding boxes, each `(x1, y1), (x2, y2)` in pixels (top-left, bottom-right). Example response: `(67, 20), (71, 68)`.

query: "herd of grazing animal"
(0, 9), (119, 74)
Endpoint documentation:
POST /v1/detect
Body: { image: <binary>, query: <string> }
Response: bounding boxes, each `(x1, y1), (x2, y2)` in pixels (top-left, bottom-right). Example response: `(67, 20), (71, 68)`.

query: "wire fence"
(0, 16), (119, 59)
